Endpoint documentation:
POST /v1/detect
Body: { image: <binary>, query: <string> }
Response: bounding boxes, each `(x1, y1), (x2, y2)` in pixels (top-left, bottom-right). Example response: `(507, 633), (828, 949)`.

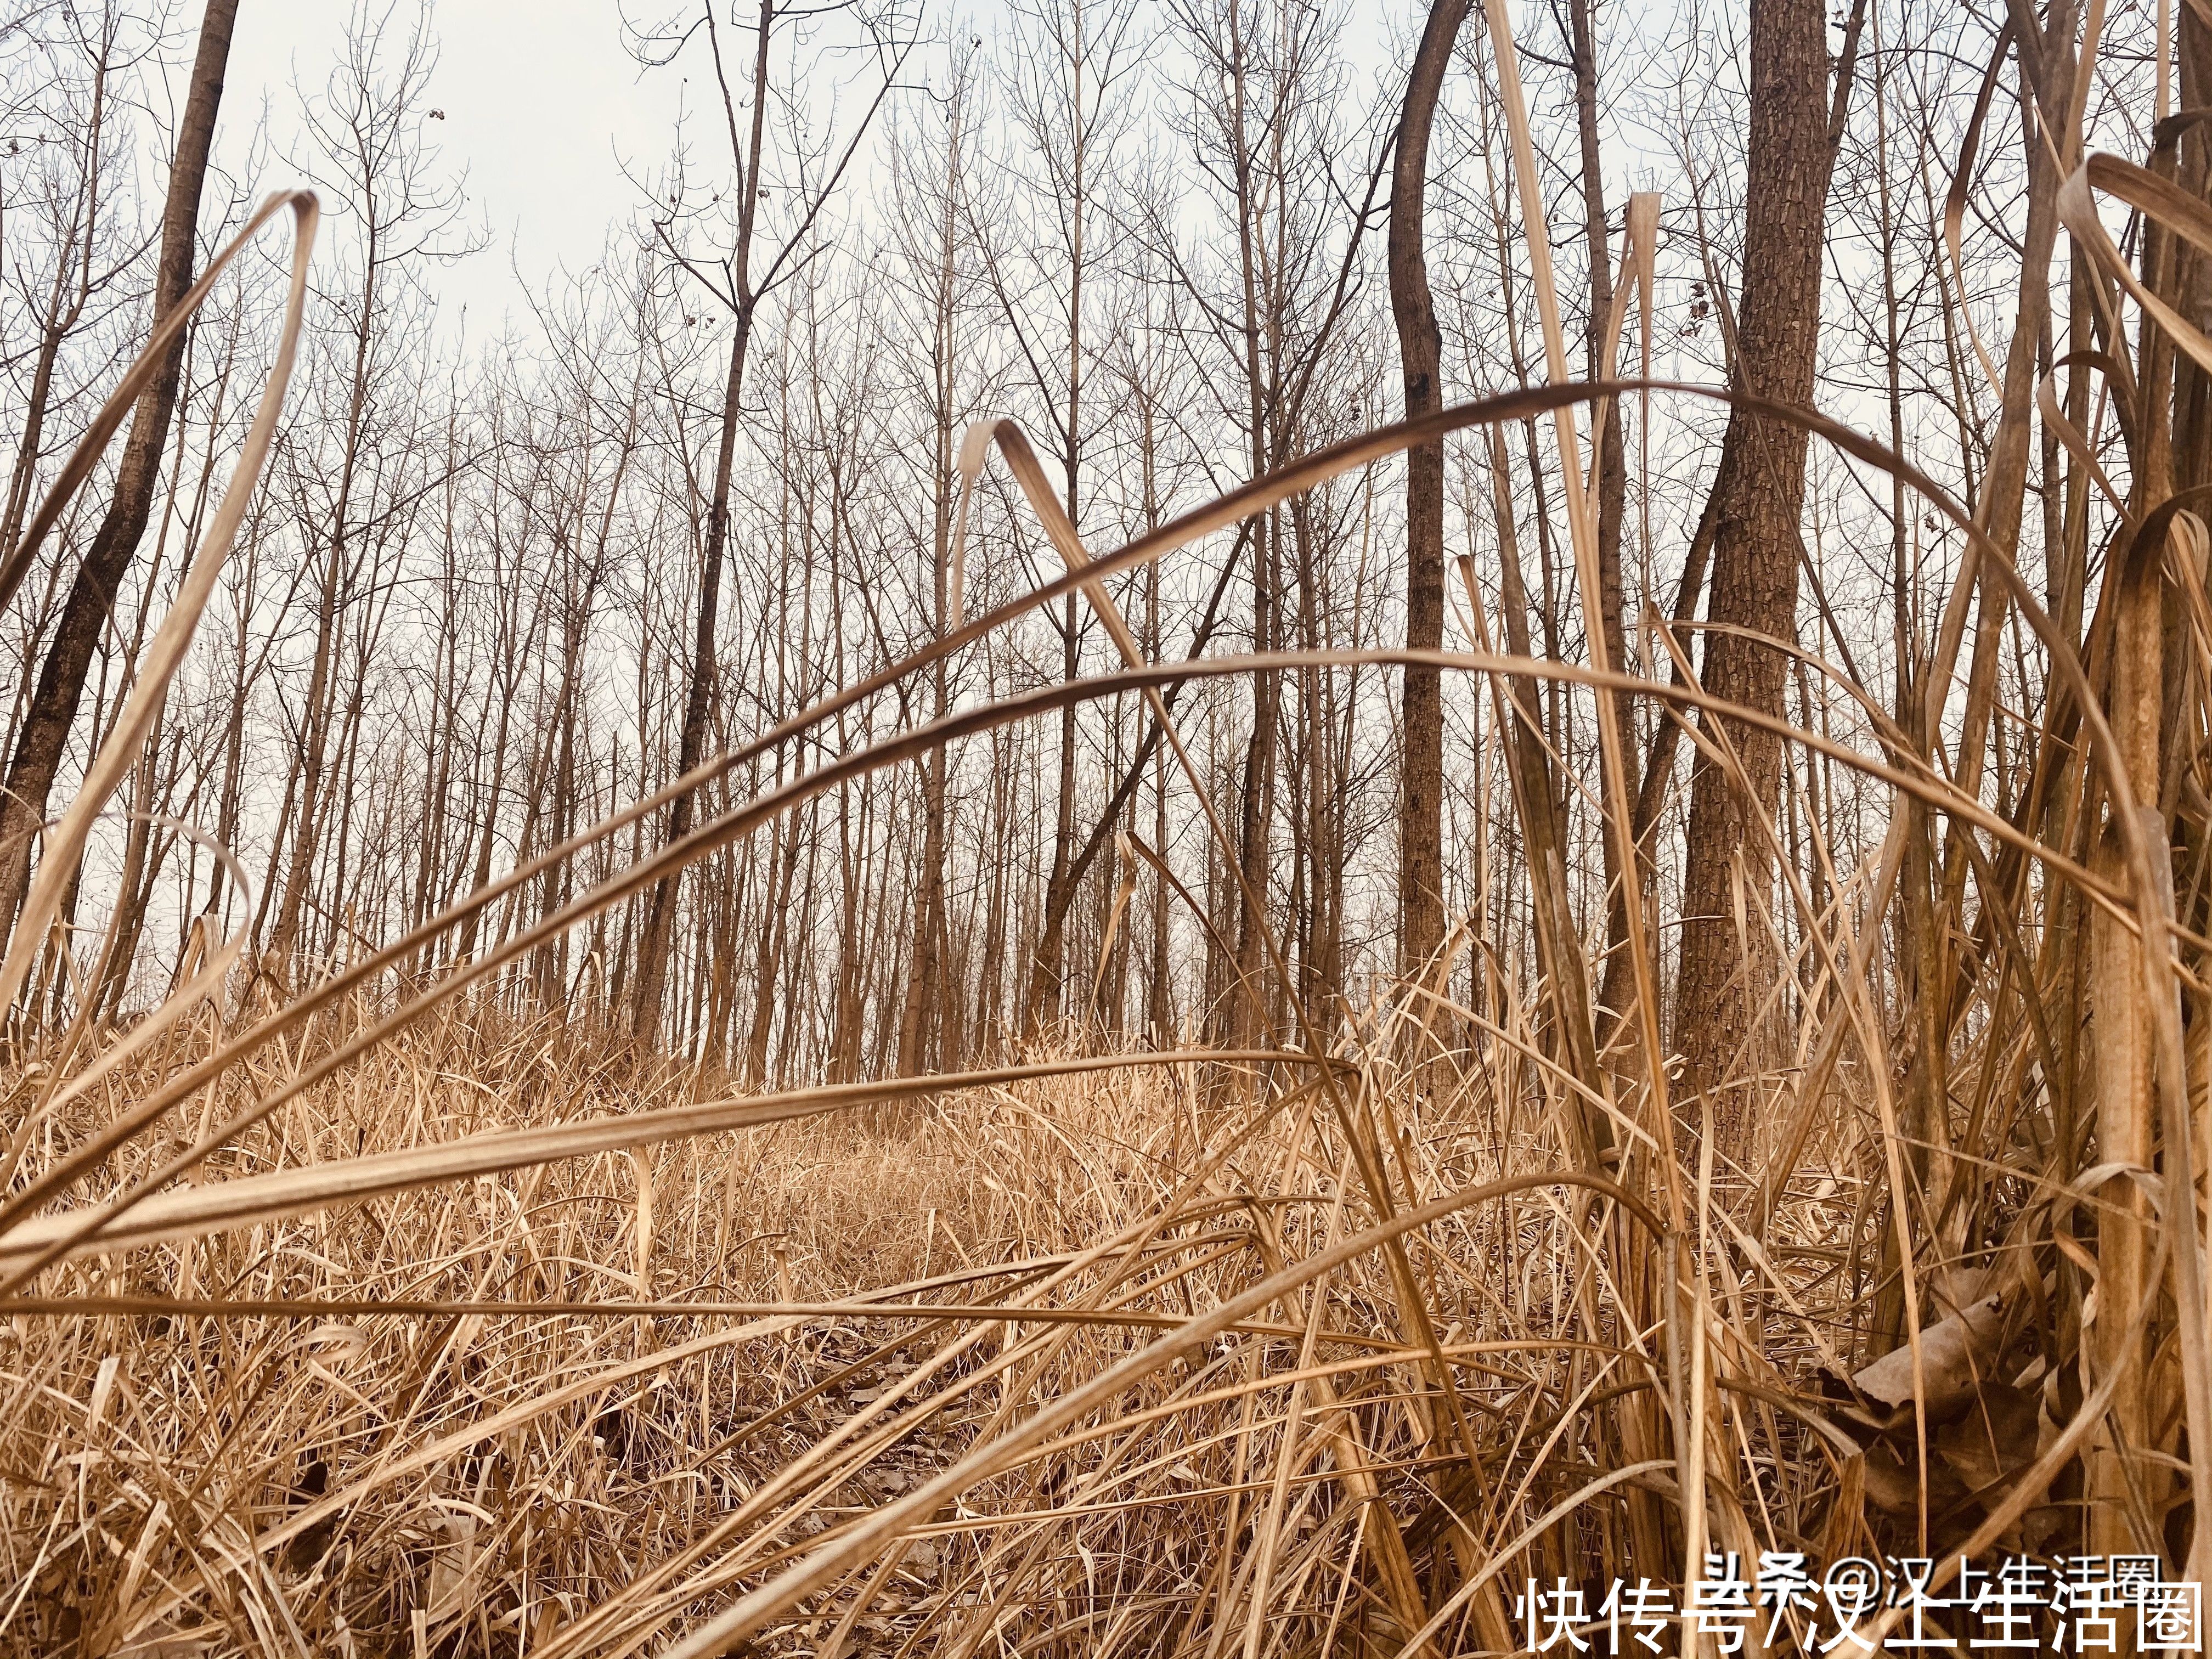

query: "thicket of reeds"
(2, 0), (2210, 1655)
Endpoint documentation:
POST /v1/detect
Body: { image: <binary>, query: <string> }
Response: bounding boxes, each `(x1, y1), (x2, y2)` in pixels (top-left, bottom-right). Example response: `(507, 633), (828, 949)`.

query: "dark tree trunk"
(632, 308), (752, 1037)
(1387, 0), (1469, 984)
(632, 0), (775, 1042)
(1672, 0), (1838, 1117)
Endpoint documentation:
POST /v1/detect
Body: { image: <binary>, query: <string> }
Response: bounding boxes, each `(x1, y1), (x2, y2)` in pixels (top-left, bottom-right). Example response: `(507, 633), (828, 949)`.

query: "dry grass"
(2, 999), (1887, 1658)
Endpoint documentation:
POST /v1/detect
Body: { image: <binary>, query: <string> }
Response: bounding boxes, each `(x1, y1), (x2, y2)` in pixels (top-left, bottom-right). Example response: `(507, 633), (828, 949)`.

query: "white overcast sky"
(224, 2), (685, 325)
(210, 1), (1678, 334)
(212, 0), (1436, 332)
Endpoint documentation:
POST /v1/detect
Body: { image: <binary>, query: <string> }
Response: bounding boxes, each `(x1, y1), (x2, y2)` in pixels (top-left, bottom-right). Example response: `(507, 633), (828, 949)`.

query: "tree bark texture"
(1387, 0), (1470, 983)
(1672, 0), (1835, 1116)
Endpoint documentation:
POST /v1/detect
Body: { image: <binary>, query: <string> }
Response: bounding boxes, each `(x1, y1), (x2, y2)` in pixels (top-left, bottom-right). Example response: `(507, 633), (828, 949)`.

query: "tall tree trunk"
(1020, 16), (1091, 1042)
(896, 76), (968, 1076)
(1568, 0), (1637, 1054)
(0, 0), (239, 938)
(633, 0), (775, 1042)
(898, 443), (953, 1076)
(1387, 0), (1470, 986)
(1671, 0), (1836, 1120)
(633, 307), (751, 1038)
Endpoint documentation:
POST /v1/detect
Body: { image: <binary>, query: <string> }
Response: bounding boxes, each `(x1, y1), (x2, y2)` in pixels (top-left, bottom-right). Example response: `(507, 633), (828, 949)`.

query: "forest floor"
(0, 997), (1940, 1659)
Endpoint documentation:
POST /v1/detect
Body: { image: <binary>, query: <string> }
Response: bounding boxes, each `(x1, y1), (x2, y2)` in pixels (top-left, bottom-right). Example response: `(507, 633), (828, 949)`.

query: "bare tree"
(627, 0), (914, 1043)
(0, 0), (238, 940)
(970, 0), (1144, 1035)
(1671, 0), (1853, 1118)
(885, 44), (985, 1074)
(1386, 0), (1468, 988)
